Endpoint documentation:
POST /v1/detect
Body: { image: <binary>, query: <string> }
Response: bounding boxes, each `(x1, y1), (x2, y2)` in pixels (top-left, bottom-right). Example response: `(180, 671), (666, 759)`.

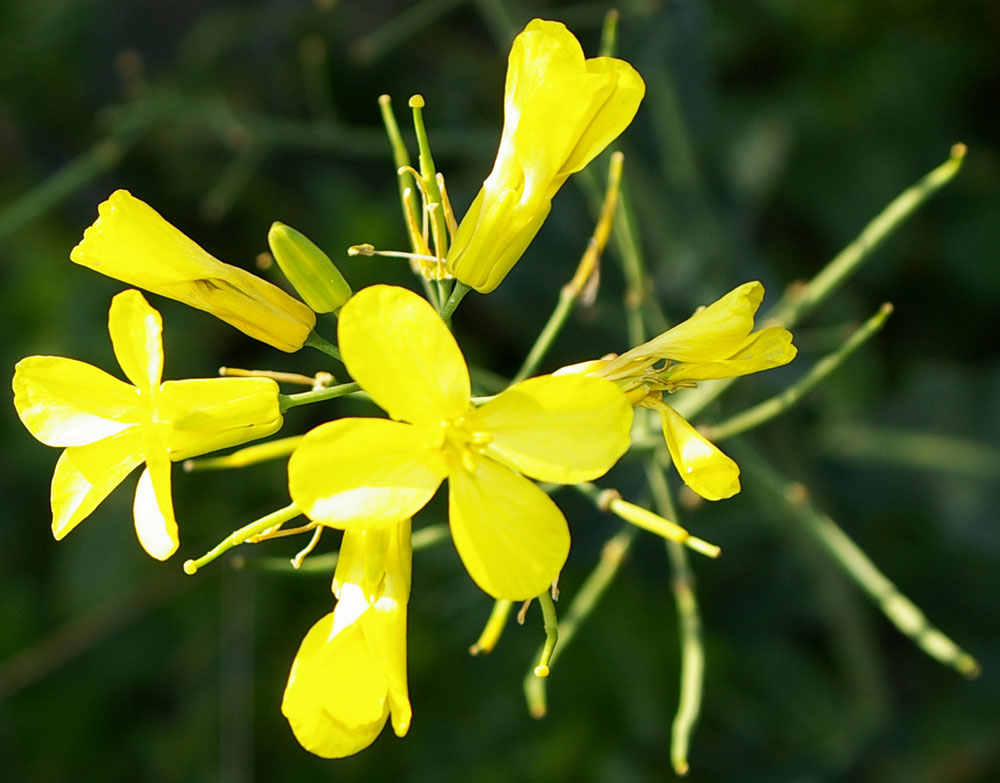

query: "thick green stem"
(303, 330), (341, 361)
(440, 281), (471, 321)
(279, 382), (360, 412)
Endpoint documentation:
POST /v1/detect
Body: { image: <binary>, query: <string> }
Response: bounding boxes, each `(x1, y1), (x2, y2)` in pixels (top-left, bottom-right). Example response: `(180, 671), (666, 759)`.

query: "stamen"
(291, 525), (323, 569)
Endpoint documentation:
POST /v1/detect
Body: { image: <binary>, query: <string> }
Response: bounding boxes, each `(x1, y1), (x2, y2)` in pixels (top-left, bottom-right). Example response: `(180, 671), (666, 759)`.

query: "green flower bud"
(268, 222), (352, 313)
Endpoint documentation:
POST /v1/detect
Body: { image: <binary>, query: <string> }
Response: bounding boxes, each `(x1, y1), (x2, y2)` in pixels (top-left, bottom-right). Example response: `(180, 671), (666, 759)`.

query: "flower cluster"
(11, 18), (797, 762)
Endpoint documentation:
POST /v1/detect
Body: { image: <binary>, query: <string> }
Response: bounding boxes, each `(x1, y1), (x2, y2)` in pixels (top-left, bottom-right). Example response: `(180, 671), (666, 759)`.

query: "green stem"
(513, 152), (625, 383)
(232, 522), (450, 574)
(739, 445), (981, 679)
(440, 280), (472, 321)
(770, 144), (967, 329)
(524, 525), (638, 718)
(533, 591), (560, 677)
(279, 381), (360, 412)
(183, 504), (301, 575)
(303, 330), (341, 361)
(409, 95), (450, 257)
(647, 461), (705, 777)
(599, 8), (620, 57)
(377, 94), (423, 254)
(705, 302), (894, 443)
(819, 423), (1000, 480)
(673, 145), (965, 425)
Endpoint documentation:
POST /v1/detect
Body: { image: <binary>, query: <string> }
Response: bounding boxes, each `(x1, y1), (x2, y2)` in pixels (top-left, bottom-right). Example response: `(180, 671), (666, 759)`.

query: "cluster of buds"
(12, 19), (796, 761)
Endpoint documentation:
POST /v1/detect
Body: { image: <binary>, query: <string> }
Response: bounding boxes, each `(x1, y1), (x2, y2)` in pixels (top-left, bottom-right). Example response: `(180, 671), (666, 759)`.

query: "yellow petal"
(108, 289), (163, 391)
(51, 429), (145, 540)
(338, 285), (469, 423)
(282, 610), (389, 758)
(132, 449), (179, 560)
(288, 418), (446, 527)
(658, 402), (740, 501)
(558, 56), (646, 177)
(612, 282), (765, 370)
(445, 20), (643, 295)
(14, 356), (145, 446)
(666, 326), (797, 382)
(472, 374), (632, 483)
(448, 452), (569, 600)
(159, 377), (282, 460)
(329, 521), (412, 738)
(71, 190), (316, 351)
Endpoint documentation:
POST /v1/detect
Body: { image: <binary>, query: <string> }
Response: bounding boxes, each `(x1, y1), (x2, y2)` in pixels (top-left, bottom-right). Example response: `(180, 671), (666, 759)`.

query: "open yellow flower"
(288, 285), (633, 600)
(71, 190), (316, 351)
(560, 282), (796, 501)
(445, 19), (645, 293)
(12, 289), (283, 559)
(282, 519), (411, 758)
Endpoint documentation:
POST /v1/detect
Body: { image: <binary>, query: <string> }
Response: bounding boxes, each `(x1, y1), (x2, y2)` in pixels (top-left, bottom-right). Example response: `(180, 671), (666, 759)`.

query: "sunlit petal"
(448, 453), (569, 600)
(658, 402), (740, 501)
(473, 374), (632, 483)
(108, 289), (163, 391)
(288, 418), (447, 527)
(132, 450), (179, 560)
(339, 286), (469, 423)
(50, 429), (144, 540)
(282, 610), (389, 759)
(14, 356), (145, 446)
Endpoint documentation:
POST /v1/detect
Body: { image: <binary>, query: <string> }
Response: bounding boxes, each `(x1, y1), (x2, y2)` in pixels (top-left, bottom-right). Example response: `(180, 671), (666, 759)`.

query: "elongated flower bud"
(267, 222), (352, 313)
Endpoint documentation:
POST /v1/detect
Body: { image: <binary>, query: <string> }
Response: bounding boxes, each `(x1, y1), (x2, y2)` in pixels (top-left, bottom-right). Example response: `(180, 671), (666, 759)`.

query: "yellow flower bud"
(71, 190), (316, 351)
(267, 222), (352, 313)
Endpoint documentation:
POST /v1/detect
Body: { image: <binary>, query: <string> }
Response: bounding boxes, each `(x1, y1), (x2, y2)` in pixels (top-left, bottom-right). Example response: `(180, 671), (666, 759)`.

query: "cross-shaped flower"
(288, 285), (633, 599)
(13, 289), (283, 559)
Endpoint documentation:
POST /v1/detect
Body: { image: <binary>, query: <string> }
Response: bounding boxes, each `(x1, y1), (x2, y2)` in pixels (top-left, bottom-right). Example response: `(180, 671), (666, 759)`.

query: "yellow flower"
(445, 19), (645, 293)
(12, 290), (283, 559)
(562, 282), (796, 501)
(288, 285), (633, 600)
(282, 519), (411, 758)
(71, 190), (316, 352)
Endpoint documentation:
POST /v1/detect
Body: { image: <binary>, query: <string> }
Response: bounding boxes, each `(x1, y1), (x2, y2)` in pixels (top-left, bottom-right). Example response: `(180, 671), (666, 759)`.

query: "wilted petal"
(448, 453), (569, 600)
(612, 282), (765, 370)
(288, 418), (447, 527)
(71, 190), (316, 351)
(666, 326), (797, 382)
(472, 374), (632, 483)
(108, 289), (163, 392)
(50, 428), (144, 540)
(14, 356), (145, 447)
(658, 402), (740, 501)
(339, 286), (469, 424)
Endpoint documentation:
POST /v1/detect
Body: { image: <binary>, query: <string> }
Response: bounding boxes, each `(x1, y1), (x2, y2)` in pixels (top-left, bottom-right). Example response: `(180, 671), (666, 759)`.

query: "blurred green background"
(1, 0), (998, 780)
